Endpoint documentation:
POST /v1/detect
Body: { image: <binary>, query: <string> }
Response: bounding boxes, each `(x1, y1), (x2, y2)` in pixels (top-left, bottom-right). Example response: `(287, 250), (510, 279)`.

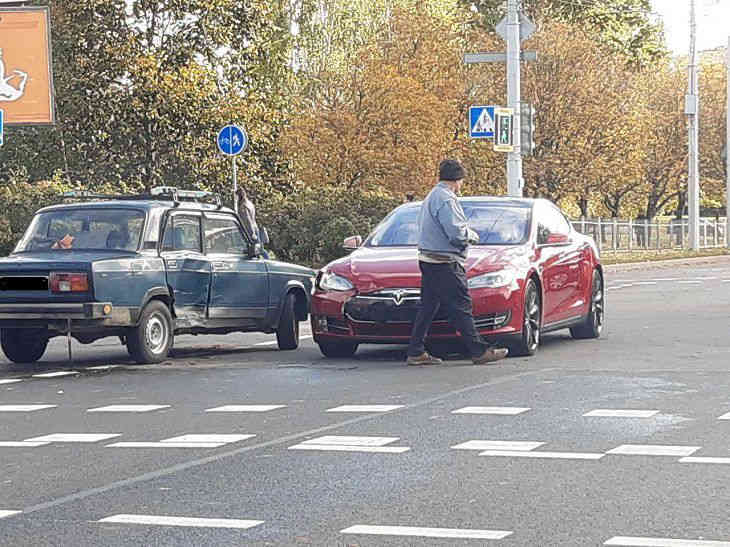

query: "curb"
(604, 254), (730, 273)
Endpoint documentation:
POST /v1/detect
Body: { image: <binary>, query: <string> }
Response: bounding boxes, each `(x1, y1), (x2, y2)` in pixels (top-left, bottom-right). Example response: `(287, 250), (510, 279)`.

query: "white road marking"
(722, 280), (730, 283)
(694, 276), (718, 280)
(633, 282), (657, 286)
(86, 365), (121, 371)
(0, 510), (21, 519)
(606, 444), (700, 457)
(255, 335), (312, 346)
(0, 405), (57, 412)
(583, 409), (659, 418)
(288, 444), (410, 453)
(717, 412), (730, 420)
(87, 405), (170, 413)
(452, 440), (544, 451)
(160, 434), (254, 444)
(452, 406), (530, 415)
(479, 450), (604, 460)
(679, 457), (730, 465)
(605, 536), (730, 546)
(326, 405), (404, 413)
(0, 441), (51, 447)
(24, 433), (121, 443)
(205, 405), (286, 413)
(678, 281), (702, 285)
(98, 514), (264, 529)
(32, 371), (79, 378)
(107, 442), (226, 449)
(298, 436), (399, 447)
(0, 379), (22, 385)
(340, 525), (512, 540)
(651, 278), (682, 282)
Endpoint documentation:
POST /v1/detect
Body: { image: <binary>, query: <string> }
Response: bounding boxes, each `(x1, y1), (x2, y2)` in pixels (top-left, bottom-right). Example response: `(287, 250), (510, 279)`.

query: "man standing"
(406, 159), (509, 366)
(236, 187), (259, 242)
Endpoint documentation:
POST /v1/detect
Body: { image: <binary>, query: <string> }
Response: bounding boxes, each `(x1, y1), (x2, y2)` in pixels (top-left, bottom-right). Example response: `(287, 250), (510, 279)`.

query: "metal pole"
(232, 155), (238, 214)
(726, 36), (730, 248)
(687, 0), (700, 250)
(506, 0), (523, 197)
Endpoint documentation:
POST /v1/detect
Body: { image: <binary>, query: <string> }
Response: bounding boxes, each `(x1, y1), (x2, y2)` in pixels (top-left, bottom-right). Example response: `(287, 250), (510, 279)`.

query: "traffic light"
(493, 108), (514, 152)
(520, 102), (536, 157)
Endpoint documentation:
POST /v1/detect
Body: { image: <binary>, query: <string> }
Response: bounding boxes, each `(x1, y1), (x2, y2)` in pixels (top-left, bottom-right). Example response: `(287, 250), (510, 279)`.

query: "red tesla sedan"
(311, 197), (604, 358)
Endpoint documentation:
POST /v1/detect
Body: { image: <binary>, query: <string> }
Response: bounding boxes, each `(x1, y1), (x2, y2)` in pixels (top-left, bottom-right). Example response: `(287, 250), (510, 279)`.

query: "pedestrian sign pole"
(217, 125), (248, 212)
(0, 109), (4, 147)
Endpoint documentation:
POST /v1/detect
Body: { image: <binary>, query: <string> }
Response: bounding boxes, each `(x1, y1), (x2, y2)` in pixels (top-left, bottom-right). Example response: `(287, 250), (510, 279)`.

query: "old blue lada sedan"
(0, 187), (315, 364)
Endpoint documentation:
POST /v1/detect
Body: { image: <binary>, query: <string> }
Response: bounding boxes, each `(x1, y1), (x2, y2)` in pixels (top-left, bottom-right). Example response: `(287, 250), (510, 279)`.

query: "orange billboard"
(0, 7), (55, 125)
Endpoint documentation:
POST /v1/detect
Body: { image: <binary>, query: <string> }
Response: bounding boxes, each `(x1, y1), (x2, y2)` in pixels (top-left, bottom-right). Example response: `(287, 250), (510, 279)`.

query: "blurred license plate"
(0, 277), (49, 291)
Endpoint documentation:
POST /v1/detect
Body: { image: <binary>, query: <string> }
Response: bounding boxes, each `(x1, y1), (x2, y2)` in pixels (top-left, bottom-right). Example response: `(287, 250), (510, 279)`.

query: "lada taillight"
(50, 272), (89, 293)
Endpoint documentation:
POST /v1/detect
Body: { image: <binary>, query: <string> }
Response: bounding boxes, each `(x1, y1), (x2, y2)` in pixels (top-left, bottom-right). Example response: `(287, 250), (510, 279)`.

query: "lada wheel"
(127, 301), (174, 364)
(0, 328), (48, 364)
(318, 340), (358, 358)
(570, 269), (604, 340)
(276, 293), (300, 350)
(510, 279), (541, 357)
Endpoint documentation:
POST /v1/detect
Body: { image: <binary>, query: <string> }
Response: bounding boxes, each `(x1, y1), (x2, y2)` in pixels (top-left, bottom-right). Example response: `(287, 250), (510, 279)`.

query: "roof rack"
(62, 187), (223, 209)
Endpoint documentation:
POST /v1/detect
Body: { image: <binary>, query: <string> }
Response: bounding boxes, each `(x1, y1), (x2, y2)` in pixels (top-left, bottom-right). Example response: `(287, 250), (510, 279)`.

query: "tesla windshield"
(367, 202), (531, 247)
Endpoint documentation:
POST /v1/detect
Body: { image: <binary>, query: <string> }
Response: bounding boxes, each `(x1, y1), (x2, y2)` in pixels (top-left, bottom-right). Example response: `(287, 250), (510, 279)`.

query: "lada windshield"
(366, 202), (531, 247)
(14, 208), (145, 252)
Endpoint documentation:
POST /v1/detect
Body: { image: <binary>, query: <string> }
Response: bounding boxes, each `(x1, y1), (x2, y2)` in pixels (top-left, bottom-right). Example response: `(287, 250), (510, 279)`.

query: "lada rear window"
(15, 209), (146, 252)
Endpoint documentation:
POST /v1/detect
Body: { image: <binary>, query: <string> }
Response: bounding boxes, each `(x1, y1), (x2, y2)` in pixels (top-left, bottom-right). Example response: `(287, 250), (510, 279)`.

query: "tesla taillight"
(50, 272), (89, 293)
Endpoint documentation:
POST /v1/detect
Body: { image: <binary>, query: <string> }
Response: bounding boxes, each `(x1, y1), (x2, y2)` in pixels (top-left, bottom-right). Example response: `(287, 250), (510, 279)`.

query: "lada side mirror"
(249, 242), (263, 258)
(259, 227), (270, 246)
(343, 235), (362, 250)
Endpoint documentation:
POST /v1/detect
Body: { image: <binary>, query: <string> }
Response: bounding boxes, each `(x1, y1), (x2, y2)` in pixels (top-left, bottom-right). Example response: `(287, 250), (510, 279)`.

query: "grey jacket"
(417, 182), (472, 262)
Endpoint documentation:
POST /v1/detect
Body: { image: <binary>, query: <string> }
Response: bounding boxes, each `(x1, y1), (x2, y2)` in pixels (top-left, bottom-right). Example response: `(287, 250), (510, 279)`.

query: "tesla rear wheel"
(570, 269), (604, 340)
(318, 340), (358, 358)
(510, 279), (541, 357)
(0, 329), (49, 364)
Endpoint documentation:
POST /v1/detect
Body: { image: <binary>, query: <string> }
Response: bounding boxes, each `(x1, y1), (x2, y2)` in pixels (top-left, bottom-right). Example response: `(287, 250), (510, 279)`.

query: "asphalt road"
(2, 258), (730, 546)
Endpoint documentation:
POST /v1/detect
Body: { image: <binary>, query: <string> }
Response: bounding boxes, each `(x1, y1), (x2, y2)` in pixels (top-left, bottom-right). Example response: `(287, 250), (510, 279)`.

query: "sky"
(652, 0), (730, 54)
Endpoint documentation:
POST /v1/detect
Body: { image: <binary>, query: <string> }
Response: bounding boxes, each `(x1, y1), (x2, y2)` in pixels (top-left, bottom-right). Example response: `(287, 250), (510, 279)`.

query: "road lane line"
(107, 442), (227, 449)
(0, 405), (57, 412)
(452, 406), (530, 415)
(452, 440), (543, 451)
(98, 514), (264, 529)
(32, 371), (79, 378)
(205, 405), (286, 413)
(288, 444), (410, 453)
(583, 409), (659, 418)
(299, 435), (399, 447)
(340, 525), (512, 540)
(17, 367), (555, 517)
(326, 405), (404, 413)
(606, 444), (700, 457)
(24, 434), (121, 443)
(679, 457), (730, 465)
(0, 379), (22, 385)
(605, 536), (730, 546)
(0, 441), (51, 447)
(0, 510), (21, 519)
(479, 450), (604, 460)
(678, 281), (702, 284)
(160, 434), (254, 444)
(87, 405), (170, 413)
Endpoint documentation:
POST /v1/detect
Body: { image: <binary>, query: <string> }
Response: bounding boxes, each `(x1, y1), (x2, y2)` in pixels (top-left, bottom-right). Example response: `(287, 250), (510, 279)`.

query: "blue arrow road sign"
(469, 106), (496, 139)
(217, 125), (247, 156)
(0, 110), (4, 147)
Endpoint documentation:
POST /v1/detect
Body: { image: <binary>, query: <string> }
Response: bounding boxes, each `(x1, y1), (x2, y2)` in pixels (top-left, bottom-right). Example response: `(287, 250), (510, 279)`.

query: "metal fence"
(571, 217), (728, 252)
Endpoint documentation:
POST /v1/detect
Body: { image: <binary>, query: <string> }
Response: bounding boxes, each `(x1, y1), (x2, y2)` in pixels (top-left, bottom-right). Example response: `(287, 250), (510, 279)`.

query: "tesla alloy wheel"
(512, 279), (541, 357)
(570, 269), (604, 340)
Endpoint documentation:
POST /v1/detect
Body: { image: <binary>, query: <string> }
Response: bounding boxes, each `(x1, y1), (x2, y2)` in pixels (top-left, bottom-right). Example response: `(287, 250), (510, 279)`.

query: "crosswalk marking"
(108, 442), (226, 449)
(326, 405), (404, 413)
(605, 536), (730, 546)
(24, 433), (121, 443)
(205, 405), (286, 413)
(0, 441), (51, 447)
(160, 434), (254, 444)
(87, 405), (170, 413)
(452, 406), (530, 415)
(479, 450), (605, 460)
(0, 379), (22, 385)
(0, 405), (57, 412)
(0, 510), (20, 519)
(340, 525), (512, 540)
(289, 444), (410, 453)
(452, 440), (544, 451)
(31, 371), (79, 378)
(717, 412), (730, 420)
(255, 335), (312, 346)
(289, 435), (410, 453)
(583, 410), (659, 418)
(98, 514), (264, 529)
(679, 456), (730, 465)
(606, 445), (700, 457)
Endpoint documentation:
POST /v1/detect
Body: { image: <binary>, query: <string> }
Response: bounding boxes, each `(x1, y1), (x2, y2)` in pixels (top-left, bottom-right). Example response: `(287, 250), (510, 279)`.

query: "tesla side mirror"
(343, 235), (362, 250)
(546, 233), (570, 245)
(259, 227), (270, 246)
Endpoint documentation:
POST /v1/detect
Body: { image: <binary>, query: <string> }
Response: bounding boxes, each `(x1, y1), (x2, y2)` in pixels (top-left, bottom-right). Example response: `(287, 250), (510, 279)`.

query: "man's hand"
(52, 234), (74, 249)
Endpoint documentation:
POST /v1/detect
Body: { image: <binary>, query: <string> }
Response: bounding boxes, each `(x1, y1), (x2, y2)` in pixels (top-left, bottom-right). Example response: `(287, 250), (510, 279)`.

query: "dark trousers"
(407, 261), (490, 358)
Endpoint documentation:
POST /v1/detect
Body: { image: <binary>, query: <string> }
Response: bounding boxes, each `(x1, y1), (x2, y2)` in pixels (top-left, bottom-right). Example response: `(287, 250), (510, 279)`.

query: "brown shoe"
(406, 352), (443, 366)
(472, 347), (509, 365)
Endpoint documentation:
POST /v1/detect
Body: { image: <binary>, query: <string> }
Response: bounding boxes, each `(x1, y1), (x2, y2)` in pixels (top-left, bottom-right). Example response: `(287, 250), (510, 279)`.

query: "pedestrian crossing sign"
(469, 105), (496, 139)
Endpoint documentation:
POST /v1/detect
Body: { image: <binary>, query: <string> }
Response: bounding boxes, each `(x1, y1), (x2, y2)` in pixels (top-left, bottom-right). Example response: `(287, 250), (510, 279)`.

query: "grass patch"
(601, 248), (730, 265)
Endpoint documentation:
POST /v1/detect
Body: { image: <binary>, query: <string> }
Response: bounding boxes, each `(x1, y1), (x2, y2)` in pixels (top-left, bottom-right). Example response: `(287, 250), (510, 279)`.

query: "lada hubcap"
(145, 314), (168, 354)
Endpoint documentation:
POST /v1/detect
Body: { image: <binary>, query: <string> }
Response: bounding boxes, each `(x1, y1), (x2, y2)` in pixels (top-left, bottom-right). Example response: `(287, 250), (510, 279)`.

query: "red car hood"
(328, 246), (528, 293)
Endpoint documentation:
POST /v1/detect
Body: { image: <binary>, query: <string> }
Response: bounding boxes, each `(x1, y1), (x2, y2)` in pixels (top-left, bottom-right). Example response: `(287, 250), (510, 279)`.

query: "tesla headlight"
(468, 269), (516, 289)
(318, 271), (354, 292)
